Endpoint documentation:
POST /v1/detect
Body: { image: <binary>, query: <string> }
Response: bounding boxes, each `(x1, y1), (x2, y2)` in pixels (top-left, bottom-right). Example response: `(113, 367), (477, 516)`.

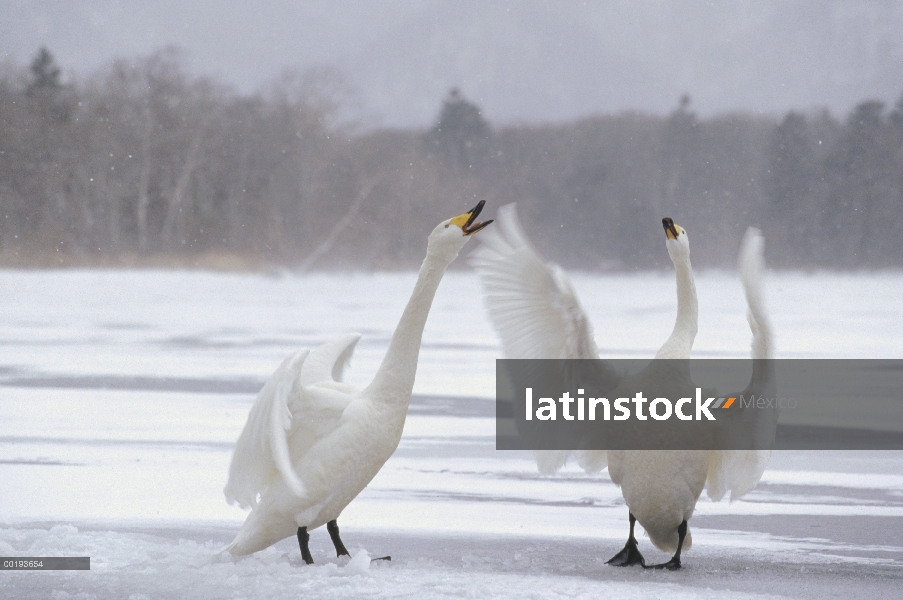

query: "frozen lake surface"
(1, 268), (902, 598)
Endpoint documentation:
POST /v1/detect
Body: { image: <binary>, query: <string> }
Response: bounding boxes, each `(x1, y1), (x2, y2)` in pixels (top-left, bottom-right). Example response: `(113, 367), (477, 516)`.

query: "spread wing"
(707, 228), (775, 502)
(469, 203), (599, 360)
(224, 333), (362, 509)
(224, 349), (309, 509)
(299, 333), (361, 387)
(471, 204), (612, 474)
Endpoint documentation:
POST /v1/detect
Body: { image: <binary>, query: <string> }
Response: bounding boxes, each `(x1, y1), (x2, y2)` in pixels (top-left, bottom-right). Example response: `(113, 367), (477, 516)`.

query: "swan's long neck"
(365, 248), (454, 403)
(655, 257), (698, 359)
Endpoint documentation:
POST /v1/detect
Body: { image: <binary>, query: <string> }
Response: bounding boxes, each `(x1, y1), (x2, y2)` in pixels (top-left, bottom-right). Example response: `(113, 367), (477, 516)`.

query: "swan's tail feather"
(644, 522), (692, 554)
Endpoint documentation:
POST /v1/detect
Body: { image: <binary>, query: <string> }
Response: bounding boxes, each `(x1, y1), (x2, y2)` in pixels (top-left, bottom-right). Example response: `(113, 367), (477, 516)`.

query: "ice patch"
(761, 470), (903, 490)
(345, 548), (372, 575)
(1, 270), (902, 597)
(0, 525), (789, 600)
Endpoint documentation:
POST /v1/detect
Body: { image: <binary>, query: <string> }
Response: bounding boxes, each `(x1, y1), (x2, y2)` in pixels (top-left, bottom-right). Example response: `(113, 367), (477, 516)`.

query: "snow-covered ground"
(1, 268), (902, 599)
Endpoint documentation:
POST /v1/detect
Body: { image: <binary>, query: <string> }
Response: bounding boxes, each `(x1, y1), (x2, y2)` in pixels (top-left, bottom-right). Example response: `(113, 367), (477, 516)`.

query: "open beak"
(662, 217), (680, 240)
(451, 200), (493, 235)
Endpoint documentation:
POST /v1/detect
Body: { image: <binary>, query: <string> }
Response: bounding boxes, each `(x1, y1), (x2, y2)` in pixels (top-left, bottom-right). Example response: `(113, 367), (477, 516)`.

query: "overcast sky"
(3, 0), (902, 129)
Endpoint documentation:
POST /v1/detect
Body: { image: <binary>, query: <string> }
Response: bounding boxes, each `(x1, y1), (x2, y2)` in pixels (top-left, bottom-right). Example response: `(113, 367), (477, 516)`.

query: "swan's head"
(428, 200), (493, 259)
(662, 217), (691, 264)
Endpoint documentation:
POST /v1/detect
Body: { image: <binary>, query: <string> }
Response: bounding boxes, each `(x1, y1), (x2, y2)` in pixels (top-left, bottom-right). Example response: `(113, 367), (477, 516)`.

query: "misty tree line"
(1, 48), (902, 270)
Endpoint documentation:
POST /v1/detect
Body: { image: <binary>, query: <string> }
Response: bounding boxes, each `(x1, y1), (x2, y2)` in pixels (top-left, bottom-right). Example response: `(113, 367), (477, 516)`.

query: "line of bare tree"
(1, 48), (901, 270)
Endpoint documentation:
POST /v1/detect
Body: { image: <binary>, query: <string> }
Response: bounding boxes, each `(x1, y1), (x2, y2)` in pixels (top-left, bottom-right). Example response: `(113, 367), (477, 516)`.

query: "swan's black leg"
(297, 526), (314, 565)
(327, 519), (391, 562)
(607, 512), (645, 567)
(646, 520), (687, 570)
(327, 520), (350, 557)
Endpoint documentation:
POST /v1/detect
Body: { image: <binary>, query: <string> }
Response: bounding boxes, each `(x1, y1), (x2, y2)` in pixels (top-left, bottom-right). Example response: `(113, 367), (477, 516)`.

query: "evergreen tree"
(824, 101), (891, 266)
(659, 94), (701, 210)
(766, 112), (811, 214)
(424, 88), (491, 169)
(889, 92), (903, 130)
(26, 47), (72, 122)
(28, 47), (61, 91)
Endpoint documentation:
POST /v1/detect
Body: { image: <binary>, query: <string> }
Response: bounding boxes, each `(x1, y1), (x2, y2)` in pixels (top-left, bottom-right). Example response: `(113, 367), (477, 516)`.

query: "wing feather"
(471, 204), (605, 474)
(225, 332), (365, 510)
(470, 203), (598, 360)
(707, 228), (774, 502)
(300, 332), (361, 386)
(224, 350), (309, 509)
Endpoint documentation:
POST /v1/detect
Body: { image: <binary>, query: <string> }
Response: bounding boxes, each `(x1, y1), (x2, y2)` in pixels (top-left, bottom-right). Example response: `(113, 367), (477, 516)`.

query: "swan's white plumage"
(299, 332), (360, 387)
(472, 205), (773, 556)
(738, 228), (770, 363)
(224, 205), (490, 556)
(470, 204), (598, 475)
(224, 349), (310, 510)
(469, 204), (598, 361)
(705, 227), (774, 504)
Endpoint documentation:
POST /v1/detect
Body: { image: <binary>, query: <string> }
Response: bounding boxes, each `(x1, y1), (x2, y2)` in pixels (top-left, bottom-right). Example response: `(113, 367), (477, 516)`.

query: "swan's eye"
(444, 224), (449, 228)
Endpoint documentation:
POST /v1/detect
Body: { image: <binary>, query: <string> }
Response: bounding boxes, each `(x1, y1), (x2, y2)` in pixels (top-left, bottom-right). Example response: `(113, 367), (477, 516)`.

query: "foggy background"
(3, 7), (903, 594)
(1, 0), (902, 269)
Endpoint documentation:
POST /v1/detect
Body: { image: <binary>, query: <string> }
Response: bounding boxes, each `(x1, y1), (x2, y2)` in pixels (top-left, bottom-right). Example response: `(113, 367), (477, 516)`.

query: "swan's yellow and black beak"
(449, 200), (493, 235)
(662, 217), (682, 240)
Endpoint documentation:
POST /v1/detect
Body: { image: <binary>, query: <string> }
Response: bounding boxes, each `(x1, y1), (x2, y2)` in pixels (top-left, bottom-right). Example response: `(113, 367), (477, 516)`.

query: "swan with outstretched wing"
(471, 205), (773, 569)
(224, 202), (493, 562)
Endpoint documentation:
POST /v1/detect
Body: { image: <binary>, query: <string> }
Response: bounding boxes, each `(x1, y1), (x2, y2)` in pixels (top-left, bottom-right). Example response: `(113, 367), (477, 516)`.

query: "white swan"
(605, 225), (772, 569)
(471, 205), (772, 569)
(600, 216), (701, 569)
(224, 202), (492, 562)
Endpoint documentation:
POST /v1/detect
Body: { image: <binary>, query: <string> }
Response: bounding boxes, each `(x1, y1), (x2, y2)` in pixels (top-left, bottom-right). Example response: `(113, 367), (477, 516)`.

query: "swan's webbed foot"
(327, 519), (350, 557)
(370, 556), (392, 562)
(607, 511), (646, 567)
(606, 537), (645, 567)
(297, 526), (314, 565)
(644, 519), (687, 571)
(645, 556), (681, 570)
